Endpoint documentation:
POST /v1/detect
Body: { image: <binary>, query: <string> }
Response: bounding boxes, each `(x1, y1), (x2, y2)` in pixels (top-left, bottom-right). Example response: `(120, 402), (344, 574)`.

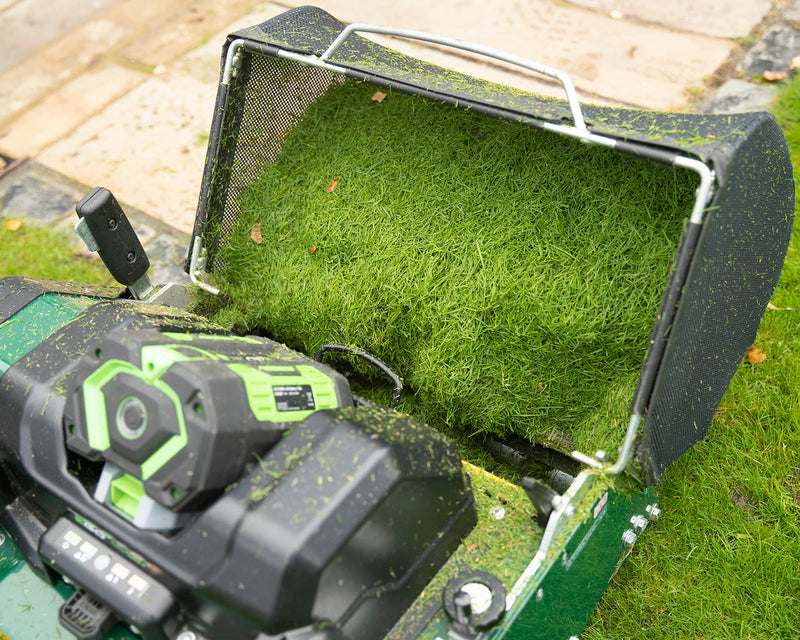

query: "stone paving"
(0, 0), (797, 284)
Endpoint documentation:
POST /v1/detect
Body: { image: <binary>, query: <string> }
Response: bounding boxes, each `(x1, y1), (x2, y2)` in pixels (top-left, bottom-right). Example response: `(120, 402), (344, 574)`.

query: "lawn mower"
(0, 7), (793, 640)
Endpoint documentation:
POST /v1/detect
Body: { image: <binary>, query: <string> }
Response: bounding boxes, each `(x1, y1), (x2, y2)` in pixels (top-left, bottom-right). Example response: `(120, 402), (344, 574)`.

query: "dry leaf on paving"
(372, 91), (387, 103)
(763, 69), (789, 82)
(325, 177), (339, 193)
(746, 346), (767, 364)
(250, 223), (263, 244)
(5, 219), (22, 231)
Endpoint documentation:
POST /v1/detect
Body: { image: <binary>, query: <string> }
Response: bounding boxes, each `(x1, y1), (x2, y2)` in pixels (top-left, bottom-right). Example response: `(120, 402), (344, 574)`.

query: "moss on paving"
(212, 79), (697, 454)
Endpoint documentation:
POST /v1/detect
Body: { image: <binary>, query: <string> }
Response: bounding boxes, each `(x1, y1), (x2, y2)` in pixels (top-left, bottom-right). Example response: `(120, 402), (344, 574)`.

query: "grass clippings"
(212, 79), (696, 455)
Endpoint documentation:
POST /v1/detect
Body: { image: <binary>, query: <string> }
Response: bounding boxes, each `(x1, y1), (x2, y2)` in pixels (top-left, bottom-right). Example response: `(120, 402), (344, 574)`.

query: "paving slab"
(278, 0), (734, 110)
(0, 0), (116, 75)
(787, 0), (800, 23)
(38, 3), (287, 235)
(0, 16), (131, 125)
(701, 78), (778, 113)
(0, 0), (199, 127)
(0, 63), (146, 157)
(564, 0), (772, 39)
(738, 25), (800, 75)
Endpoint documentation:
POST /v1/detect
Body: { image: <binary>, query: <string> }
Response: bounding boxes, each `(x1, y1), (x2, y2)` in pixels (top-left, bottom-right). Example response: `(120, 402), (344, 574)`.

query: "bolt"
(646, 504), (662, 523)
(175, 632), (196, 640)
(630, 514), (648, 534)
(621, 529), (637, 547)
(126, 251), (136, 263)
(107, 218), (118, 230)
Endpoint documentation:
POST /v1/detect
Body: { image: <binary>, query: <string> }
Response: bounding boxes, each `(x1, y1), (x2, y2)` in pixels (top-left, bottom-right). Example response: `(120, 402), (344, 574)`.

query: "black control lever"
(521, 476), (561, 528)
(75, 187), (153, 299)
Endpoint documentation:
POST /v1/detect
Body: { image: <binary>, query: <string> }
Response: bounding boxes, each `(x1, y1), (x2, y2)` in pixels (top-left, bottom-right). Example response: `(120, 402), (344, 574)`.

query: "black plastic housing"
(0, 276), (476, 640)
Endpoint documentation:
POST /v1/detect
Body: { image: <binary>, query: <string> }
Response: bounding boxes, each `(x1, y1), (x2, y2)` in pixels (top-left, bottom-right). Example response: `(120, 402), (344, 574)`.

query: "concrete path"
(0, 0), (793, 246)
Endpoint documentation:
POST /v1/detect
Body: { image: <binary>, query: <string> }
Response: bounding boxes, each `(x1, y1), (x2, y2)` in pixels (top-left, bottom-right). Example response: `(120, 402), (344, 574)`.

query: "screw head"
(646, 504), (662, 522)
(630, 514), (648, 534)
(621, 529), (638, 547)
(175, 632), (197, 640)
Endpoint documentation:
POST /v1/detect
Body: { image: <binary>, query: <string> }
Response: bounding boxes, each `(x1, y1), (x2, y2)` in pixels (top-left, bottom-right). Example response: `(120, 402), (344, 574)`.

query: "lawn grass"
(210, 79), (697, 455)
(581, 81), (800, 639)
(0, 221), (113, 285)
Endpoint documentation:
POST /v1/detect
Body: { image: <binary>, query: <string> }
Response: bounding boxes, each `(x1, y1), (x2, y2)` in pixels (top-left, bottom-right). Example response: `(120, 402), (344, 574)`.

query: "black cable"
(314, 344), (403, 409)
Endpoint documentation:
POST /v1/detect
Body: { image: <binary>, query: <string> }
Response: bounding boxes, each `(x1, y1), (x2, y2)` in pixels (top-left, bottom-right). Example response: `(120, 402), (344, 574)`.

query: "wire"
(313, 344), (403, 409)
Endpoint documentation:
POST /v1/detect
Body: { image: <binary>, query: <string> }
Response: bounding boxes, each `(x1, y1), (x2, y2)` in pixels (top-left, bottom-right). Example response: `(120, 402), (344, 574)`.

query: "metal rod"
(320, 22), (587, 130)
(189, 236), (220, 295)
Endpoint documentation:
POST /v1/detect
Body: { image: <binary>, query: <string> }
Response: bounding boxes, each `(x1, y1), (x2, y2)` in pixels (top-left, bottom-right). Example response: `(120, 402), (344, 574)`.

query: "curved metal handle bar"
(321, 23), (586, 131)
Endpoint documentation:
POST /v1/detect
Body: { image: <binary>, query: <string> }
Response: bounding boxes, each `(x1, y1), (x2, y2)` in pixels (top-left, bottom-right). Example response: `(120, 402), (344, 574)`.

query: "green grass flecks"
(212, 79), (697, 455)
(581, 77), (800, 639)
(0, 222), (114, 285)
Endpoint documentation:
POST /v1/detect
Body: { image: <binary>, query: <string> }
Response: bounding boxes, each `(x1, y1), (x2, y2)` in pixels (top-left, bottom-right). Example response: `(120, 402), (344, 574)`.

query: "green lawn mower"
(0, 7), (793, 640)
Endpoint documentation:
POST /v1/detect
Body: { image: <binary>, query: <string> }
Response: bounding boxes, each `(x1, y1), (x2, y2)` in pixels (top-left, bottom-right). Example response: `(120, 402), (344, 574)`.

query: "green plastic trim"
(110, 474), (146, 519)
(162, 331), (260, 343)
(82, 359), (188, 479)
(227, 363), (339, 422)
(0, 294), (94, 374)
(140, 343), (223, 380)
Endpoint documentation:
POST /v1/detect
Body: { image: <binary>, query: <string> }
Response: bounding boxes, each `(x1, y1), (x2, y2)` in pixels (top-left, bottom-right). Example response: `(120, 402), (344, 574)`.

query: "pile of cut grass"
(212, 80), (696, 453)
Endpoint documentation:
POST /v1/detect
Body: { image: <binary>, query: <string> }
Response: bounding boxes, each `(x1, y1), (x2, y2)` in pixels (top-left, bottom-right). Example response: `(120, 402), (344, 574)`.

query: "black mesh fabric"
(192, 6), (794, 483)
(640, 117), (794, 481)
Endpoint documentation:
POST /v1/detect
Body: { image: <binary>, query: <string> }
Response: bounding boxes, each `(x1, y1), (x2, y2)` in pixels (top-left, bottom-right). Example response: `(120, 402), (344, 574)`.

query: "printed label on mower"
(273, 385), (315, 411)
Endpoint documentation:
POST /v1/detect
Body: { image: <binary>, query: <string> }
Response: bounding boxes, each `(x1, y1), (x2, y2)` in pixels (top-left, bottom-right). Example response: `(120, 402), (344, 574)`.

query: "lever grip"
(76, 187), (150, 287)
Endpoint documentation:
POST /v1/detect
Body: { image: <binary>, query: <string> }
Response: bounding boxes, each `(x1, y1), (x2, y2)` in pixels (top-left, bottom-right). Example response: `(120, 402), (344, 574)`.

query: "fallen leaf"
(372, 91), (387, 103)
(763, 69), (789, 82)
(767, 302), (794, 311)
(325, 177), (339, 193)
(5, 219), (22, 231)
(250, 223), (263, 244)
(746, 346), (766, 364)
(309, 245), (317, 254)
